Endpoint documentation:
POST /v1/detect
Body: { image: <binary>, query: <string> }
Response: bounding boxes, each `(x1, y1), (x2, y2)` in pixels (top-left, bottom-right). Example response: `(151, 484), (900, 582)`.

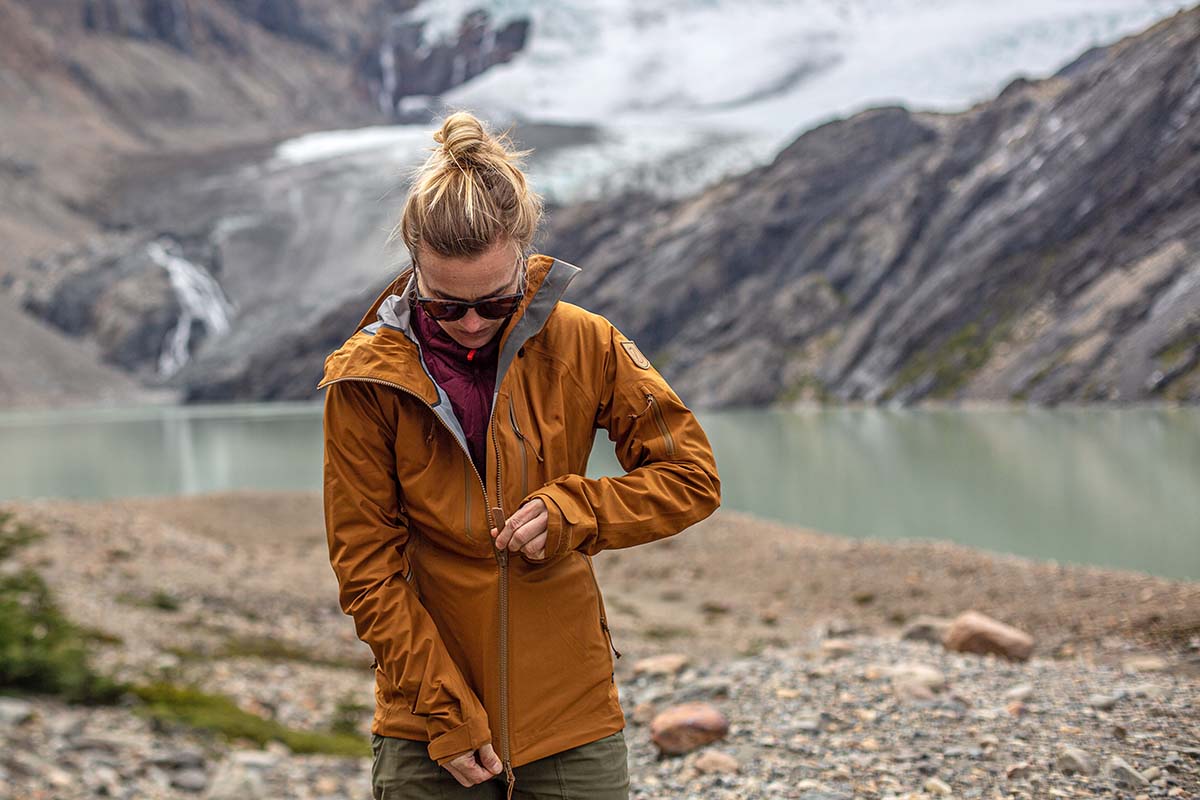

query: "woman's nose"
(460, 308), (488, 332)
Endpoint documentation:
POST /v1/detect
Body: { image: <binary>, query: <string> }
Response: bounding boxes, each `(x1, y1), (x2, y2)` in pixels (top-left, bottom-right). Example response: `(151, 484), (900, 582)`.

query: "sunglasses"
(411, 260), (527, 322)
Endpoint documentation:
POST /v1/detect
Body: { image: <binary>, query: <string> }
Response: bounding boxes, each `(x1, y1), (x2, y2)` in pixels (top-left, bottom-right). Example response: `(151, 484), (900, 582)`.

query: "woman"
(318, 111), (721, 799)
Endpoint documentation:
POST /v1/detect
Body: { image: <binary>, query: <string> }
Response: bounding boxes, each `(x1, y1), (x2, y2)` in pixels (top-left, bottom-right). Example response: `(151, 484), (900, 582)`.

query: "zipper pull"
(491, 505), (509, 563)
(601, 620), (623, 659)
(504, 760), (515, 799)
(627, 395), (652, 420)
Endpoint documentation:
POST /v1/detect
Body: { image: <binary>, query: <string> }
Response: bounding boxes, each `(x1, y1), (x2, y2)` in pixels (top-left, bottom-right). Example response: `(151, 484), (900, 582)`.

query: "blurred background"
(0, 1), (1197, 798)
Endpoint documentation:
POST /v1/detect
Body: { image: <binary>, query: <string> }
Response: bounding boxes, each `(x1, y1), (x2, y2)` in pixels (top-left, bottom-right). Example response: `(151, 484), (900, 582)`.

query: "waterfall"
(379, 32), (397, 114)
(146, 238), (234, 377)
(450, 53), (466, 87)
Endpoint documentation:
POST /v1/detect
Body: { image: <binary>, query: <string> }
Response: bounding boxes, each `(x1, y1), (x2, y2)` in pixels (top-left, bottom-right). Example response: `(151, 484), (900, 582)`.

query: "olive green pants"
(370, 729), (630, 799)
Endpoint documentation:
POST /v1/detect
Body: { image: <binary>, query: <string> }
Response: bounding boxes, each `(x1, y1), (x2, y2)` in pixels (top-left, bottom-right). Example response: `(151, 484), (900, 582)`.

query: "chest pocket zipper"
(507, 398), (543, 499)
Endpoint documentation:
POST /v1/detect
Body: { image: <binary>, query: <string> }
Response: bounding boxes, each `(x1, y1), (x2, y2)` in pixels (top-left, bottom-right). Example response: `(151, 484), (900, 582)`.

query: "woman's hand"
(491, 498), (548, 559)
(443, 743), (502, 786)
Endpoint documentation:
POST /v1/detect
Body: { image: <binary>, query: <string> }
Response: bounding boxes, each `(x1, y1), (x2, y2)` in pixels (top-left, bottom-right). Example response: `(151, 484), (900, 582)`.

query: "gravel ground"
(1, 492), (1197, 799)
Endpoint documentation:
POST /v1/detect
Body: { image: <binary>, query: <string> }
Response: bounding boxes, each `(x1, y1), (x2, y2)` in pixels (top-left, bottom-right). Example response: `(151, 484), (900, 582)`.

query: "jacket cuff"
(519, 489), (573, 565)
(426, 714), (492, 765)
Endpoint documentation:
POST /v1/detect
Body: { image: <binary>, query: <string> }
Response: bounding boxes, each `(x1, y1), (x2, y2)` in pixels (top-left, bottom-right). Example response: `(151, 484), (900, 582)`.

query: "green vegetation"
(1151, 328), (1200, 401)
(1154, 329), (1198, 366)
(886, 319), (1014, 401)
(331, 694), (371, 737)
(779, 374), (833, 404)
(648, 346), (675, 371)
(0, 511), (368, 758)
(0, 511), (123, 703)
(132, 683), (369, 757)
(116, 589), (183, 612)
(168, 634), (364, 671)
(641, 623), (693, 641)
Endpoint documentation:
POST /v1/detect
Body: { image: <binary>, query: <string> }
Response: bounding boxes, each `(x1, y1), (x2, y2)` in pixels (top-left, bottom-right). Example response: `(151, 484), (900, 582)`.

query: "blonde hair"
(390, 111), (544, 264)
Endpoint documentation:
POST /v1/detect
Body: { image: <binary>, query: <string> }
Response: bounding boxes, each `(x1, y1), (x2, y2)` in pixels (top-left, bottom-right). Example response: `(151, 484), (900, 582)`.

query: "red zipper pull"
(467, 348), (477, 362)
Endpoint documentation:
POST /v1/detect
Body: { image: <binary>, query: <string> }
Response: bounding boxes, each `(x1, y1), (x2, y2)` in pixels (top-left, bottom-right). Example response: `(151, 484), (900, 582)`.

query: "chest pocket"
(503, 390), (544, 502)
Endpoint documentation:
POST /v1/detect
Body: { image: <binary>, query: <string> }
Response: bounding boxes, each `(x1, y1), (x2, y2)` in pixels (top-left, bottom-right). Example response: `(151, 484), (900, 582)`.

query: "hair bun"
(391, 109), (543, 260)
(433, 112), (491, 165)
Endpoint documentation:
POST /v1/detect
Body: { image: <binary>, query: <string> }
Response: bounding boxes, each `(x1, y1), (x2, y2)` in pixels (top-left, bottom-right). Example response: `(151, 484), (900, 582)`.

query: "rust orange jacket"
(318, 254), (721, 784)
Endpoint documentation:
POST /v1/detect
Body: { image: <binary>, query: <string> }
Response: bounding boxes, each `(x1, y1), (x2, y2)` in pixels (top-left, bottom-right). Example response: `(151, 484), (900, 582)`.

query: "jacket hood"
(317, 253), (581, 457)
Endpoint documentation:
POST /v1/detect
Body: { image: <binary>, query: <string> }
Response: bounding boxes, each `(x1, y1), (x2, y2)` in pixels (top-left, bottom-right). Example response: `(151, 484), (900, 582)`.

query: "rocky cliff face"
(537, 7), (1200, 407)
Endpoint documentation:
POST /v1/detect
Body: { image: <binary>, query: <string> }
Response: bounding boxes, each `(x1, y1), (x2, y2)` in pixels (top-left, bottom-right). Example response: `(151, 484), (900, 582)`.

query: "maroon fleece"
(410, 297), (509, 476)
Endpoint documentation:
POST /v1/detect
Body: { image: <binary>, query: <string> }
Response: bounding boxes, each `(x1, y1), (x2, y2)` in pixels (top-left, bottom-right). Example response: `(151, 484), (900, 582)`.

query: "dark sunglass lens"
(476, 296), (522, 319)
(421, 300), (467, 321)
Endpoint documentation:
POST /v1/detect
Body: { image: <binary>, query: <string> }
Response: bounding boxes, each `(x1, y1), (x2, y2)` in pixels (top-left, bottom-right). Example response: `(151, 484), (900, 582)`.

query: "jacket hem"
(510, 705), (626, 768)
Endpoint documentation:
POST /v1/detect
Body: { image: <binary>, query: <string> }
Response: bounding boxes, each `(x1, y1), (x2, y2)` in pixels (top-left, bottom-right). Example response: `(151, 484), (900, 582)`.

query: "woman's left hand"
(491, 498), (548, 559)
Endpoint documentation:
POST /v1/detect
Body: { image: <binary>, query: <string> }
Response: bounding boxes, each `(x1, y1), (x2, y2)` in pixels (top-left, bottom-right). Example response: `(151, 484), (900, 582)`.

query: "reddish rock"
(943, 610), (1034, 661)
(649, 702), (729, 755)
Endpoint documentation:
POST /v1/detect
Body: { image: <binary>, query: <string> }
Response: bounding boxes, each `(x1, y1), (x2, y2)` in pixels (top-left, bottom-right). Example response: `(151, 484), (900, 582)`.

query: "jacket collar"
(317, 254), (581, 456)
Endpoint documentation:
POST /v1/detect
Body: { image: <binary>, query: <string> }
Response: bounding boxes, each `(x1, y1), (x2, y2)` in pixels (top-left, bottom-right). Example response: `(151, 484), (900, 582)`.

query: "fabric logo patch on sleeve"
(620, 340), (651, 370)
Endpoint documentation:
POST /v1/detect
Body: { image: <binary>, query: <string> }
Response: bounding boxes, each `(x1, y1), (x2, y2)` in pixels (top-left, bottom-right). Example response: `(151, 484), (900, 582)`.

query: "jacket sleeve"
(521, 321), (721, 564)
(322, 380), (491, 766)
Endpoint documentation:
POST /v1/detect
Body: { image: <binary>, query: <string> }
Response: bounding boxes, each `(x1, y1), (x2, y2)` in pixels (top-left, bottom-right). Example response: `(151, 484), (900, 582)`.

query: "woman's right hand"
(443, 742), (503, 786)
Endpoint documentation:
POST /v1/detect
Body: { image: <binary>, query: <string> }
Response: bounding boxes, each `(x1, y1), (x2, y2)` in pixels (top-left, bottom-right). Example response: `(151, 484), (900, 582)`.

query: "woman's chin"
(451, 330), (497, 348)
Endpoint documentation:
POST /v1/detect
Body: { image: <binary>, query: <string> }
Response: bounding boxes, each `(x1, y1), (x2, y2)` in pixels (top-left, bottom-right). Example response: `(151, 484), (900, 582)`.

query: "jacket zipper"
(582, 553), (622, 663)
(320, 374), (514, 794)
(490, 426), (516, 799)
(645, 390), (677, 458)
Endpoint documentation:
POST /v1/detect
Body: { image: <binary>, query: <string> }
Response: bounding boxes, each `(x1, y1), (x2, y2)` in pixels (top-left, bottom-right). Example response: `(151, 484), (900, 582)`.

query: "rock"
(893, 680), (936, 702)
(694, 749), (739, 774)
(670, 677), (732, 703)
(889, 662), (946, 702)
(901, 615), (953, 644)
(1142, 766), (1161, 781)
(0, 698), (34, 727)
(1004, 683), (1034, 701)
(924, 776), (952, 795)
(1089, 691), (1124, 711)
(631, 702), (656, 726)
(230, 750), (278, 770)
(792, 714), (824, 734)
(820, 639), (855, 659)
(205, 760), (265, 800)
(1106, 756), (1150, 788)
(1122, 655), (1168, 673)
(633, 653), (690, 678)
(1006, 762), (1033, 780)
(1128, 682), (1167, 700)
(943, 610), (1034, 661)
(1056, 746), (1097, 776)
(649, 702), (730, 755)
(149, 748), (206, 770)
(170, 768), (208, 793)
(824, 618), (858, 638)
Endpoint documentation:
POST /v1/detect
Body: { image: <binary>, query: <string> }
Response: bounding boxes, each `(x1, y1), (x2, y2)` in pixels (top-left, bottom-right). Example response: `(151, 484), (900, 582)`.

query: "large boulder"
(943, 610), (1034, 661)
(649, 702), (729, 755)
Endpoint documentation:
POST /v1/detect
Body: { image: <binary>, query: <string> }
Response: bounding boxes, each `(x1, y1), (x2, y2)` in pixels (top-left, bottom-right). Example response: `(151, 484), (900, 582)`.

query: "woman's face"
(414, 239), (525, 349)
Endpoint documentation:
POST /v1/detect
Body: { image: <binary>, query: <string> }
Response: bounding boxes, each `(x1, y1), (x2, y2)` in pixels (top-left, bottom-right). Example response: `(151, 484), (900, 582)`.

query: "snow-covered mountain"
(278, 0), (1196, 201)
